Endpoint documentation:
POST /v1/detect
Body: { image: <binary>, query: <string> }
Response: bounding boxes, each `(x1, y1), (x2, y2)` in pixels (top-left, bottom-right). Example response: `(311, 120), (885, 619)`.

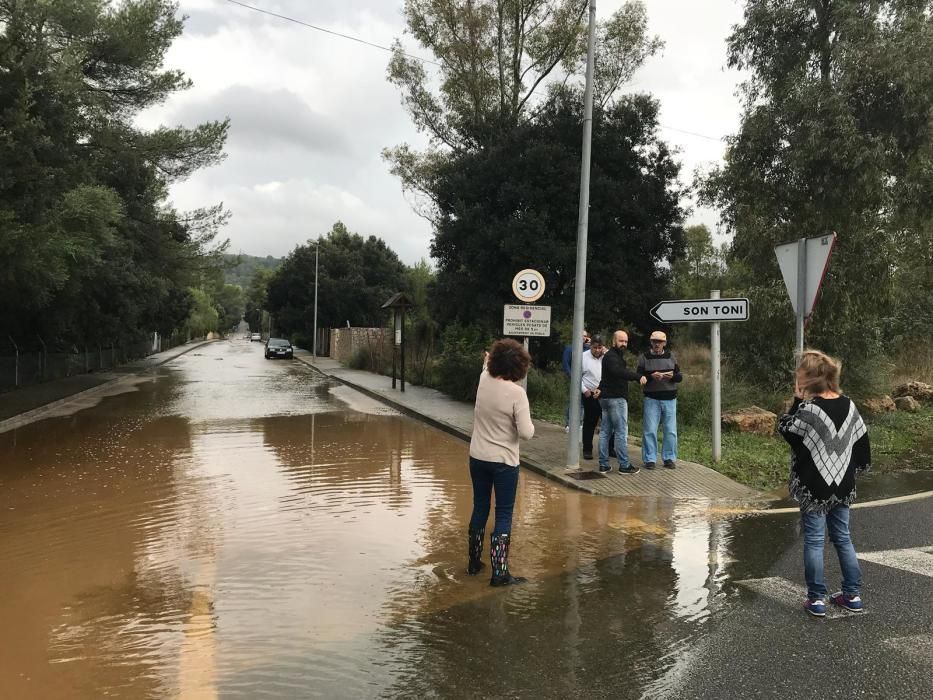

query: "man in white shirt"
(580, 335), (606, 459)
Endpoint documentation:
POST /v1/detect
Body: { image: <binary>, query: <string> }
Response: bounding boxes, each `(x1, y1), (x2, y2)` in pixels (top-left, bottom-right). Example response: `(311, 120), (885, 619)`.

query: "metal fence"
(0, 334), (184, 393)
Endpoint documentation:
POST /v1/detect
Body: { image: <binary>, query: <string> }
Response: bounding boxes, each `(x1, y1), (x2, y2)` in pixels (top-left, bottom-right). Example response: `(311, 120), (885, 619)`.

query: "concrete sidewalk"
(0, 340), (215, 432)
(295, 351), (765, 502)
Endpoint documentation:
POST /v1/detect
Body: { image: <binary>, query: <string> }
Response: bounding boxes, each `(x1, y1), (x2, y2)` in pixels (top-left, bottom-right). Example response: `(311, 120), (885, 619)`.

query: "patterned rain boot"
(467, 527), (486, 575)
(489, 533), (527, 587)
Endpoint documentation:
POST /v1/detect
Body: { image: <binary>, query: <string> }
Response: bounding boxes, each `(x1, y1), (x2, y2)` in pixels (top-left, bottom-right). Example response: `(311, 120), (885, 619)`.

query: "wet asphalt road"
(0, 339), (930, 699)
(668, 499), (933, 699)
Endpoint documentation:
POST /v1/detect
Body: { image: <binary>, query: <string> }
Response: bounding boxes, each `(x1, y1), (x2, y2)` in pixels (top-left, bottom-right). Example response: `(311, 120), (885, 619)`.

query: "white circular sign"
(512, 269), (545, 302)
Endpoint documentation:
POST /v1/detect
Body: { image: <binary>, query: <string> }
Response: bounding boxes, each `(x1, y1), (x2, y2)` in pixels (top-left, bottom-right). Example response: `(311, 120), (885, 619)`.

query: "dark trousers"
(469, 457), (519, 536)
(582, 394), (602, 454)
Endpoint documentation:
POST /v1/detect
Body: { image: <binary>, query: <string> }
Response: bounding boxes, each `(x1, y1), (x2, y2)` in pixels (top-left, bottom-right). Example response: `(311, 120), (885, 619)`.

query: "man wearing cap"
(638, 331), (683, 469)
(580, 334), (606, 460)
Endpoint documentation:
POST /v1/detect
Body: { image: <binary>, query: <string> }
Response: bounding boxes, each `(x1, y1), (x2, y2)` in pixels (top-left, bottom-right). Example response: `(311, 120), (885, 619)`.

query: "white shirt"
(470, 371), (534, 466)
(581, 350), (603, 393)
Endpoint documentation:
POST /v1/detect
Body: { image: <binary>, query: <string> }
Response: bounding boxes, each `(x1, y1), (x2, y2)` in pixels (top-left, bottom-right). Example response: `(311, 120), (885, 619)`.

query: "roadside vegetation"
(1, 0), (236, 355)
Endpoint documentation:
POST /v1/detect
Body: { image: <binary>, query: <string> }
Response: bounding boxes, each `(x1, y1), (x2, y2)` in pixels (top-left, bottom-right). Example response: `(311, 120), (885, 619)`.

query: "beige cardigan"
(469, 370), (535, 466)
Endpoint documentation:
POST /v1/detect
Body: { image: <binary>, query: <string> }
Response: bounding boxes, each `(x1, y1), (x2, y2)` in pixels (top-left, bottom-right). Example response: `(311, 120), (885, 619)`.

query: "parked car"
(250, 332), (261, 342)
(265, 337), (294, 359)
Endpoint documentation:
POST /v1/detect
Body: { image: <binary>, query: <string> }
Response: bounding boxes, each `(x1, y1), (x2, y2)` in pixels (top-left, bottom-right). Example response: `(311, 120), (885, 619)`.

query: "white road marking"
(736, 577), (866, 620)
(859, 548), (933, 578)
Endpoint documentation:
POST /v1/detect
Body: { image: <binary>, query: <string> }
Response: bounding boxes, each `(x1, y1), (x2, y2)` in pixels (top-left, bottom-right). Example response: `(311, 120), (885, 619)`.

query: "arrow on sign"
(650, 298), (749, 324)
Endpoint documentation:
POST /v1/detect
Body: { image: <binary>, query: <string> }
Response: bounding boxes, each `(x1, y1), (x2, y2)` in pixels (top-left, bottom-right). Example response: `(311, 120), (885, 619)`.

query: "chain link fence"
(0, 333), (186, 393)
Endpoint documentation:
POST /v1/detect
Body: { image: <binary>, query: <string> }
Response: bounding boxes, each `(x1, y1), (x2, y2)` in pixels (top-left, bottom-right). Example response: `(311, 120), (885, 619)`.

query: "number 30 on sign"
(512, 269), (545, 303)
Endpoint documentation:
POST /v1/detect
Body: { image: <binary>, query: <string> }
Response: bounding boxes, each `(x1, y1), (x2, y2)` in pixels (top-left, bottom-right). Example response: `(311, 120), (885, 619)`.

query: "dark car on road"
(265, 338), (294, 360)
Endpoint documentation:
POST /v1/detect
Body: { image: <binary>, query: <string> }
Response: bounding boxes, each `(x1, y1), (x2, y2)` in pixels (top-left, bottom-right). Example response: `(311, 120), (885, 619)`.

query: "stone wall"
(329, 327), (391, 366)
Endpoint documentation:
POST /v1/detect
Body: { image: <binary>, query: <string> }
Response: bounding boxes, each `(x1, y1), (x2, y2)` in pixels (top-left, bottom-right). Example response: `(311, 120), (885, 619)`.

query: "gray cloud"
(173, 84), (351, 156)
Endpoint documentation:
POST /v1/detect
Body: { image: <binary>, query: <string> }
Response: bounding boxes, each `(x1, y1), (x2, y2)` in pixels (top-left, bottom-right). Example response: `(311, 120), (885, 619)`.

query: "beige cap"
(649, 331), (667, 342)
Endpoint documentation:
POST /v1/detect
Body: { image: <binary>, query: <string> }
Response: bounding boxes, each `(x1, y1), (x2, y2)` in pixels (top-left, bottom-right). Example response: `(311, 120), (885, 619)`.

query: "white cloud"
(143, 1), (748, 262)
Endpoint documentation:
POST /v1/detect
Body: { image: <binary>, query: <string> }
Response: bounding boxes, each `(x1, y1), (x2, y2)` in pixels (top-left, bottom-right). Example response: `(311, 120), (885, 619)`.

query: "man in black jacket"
(598, 330), (641, 473)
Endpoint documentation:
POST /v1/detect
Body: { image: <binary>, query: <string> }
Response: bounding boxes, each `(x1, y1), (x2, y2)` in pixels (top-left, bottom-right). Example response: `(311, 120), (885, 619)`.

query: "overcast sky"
(138, 0), (747, 264)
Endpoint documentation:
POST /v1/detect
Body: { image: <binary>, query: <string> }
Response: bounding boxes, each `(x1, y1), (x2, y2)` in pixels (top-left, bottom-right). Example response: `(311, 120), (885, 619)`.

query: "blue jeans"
(642, 397), (677, 464)
(469, 457), (519, 536)
(801, 505), (862, 600)
(599, 398), (629, 468)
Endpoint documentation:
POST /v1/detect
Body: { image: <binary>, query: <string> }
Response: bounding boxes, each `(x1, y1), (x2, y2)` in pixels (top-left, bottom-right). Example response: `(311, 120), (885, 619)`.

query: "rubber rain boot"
(467, 527), (485, 575)
(489, 533), (527, 587)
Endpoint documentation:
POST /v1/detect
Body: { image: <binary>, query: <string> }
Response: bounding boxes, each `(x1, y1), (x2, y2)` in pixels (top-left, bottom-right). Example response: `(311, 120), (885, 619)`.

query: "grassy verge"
(526, 343), (933, 490)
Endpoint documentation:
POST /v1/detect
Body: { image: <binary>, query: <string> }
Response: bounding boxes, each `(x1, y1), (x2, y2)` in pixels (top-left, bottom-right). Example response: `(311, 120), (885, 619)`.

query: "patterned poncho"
(777, 396), (872, 514)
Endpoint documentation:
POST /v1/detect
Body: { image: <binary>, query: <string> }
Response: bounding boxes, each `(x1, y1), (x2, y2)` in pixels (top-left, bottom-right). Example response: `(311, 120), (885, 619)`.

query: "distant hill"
(223, 254), (283, 288)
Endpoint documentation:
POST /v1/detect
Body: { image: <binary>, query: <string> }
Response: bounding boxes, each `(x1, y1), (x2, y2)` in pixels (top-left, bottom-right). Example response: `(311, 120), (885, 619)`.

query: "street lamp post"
(566, 0), (598, 469)
(312, 239), (320, 363)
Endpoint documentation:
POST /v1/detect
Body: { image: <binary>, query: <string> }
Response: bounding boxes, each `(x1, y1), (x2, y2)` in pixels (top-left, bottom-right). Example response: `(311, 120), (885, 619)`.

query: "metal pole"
(312, 240), (319, 363)
(400, 311), (406, 392)
(521, 337), (529, 391)
(565, 0), (597, 469)
(710, 290), (721, 462)
(795, 237), (806, 359)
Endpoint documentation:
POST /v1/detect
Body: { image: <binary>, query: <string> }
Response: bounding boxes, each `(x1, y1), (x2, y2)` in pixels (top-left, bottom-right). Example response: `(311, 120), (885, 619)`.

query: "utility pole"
(566, 0), (598, 469)
(312, 239), (320, 363)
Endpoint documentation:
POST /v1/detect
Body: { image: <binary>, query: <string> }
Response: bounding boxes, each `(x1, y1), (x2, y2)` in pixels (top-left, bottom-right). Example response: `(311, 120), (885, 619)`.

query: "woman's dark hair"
(487, 338), (531, 382)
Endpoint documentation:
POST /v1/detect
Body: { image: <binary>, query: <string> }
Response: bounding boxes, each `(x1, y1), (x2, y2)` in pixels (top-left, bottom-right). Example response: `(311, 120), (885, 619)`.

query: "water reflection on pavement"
(0, 341), (798, 699)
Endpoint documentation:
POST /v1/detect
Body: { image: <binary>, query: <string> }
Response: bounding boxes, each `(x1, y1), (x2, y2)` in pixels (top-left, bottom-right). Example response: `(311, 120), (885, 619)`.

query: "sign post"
(509, 270), (548, 390)
(710, 290), (722, 463)
(650, 294), (750, 462)
(774, 233), (837, 359)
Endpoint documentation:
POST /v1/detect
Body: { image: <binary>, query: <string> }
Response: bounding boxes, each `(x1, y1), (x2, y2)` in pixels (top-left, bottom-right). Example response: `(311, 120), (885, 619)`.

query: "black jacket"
(598, 346), (640, 400)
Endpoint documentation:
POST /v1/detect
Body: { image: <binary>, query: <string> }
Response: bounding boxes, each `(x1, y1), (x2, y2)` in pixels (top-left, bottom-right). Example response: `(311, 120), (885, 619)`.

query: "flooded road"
(1, 340), (806, 698)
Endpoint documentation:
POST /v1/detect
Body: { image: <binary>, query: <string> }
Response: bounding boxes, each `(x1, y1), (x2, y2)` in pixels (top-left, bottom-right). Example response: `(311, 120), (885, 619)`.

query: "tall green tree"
(0, 0), (228, 347)
(265, 223), (407, 343)
(385, 0), (662, 218)
(703, 0), (933, 389)
(430, 89), (685, 333)
(670, 224), (724, 300)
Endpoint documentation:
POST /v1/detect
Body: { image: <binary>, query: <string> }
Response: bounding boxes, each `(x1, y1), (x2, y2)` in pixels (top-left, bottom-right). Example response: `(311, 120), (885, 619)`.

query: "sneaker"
(564, 425), (570, 433)
(804, 599), (826, 617)
(598, 465), (611, 473)
(830, 592), (864, 613)
(582, 451), (593, 460)
(663, 459), (676, 469)
(619, 464), (640, 474)
(643, 461), (657, 470)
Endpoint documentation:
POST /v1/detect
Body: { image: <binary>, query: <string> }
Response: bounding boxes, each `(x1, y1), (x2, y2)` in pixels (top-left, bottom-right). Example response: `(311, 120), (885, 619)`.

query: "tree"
(671, 225), (724, 300)
(265, 223), (407, 342)
(385, 0), (662, 218)
(0, 0), (229, 348)
(702, 0), (933, 389)
(429, 89), (685, 334)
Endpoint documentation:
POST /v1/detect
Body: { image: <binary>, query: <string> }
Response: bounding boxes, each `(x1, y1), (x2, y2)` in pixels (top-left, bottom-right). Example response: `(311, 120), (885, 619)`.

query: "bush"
(526, 368), (567, 422)
(434, 323), (492, 401)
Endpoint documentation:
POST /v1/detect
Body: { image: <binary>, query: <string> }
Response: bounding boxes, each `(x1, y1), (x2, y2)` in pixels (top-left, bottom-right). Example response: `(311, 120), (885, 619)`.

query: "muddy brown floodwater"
(1, 340), (806, 698)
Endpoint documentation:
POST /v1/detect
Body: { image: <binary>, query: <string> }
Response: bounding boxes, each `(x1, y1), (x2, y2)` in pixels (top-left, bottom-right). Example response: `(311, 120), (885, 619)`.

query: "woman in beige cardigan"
(467, 338), (535, 586)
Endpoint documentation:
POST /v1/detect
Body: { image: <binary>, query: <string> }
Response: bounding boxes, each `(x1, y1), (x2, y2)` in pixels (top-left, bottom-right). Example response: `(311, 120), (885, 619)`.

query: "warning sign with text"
(503, 305), (551, 337)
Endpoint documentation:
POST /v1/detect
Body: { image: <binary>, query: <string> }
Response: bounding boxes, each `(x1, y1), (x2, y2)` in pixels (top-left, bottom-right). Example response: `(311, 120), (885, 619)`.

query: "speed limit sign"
(512, 269), (545, 303)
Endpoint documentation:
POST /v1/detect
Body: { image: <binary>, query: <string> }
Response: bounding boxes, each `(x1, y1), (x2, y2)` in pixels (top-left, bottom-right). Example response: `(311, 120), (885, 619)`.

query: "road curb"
(0, 340), (216, 434)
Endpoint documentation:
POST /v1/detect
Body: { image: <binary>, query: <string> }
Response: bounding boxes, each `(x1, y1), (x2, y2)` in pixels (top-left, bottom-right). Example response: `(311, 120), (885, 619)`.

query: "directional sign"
(774, 233), (836, 317)
(512, 269), (545, 303)
(650, 298), (749, 324)
(503, 304), (551, 336)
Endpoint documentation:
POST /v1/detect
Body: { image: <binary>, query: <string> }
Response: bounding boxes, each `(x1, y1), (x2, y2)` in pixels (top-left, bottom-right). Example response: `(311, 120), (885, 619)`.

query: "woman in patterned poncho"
(778, 350), (871, 617)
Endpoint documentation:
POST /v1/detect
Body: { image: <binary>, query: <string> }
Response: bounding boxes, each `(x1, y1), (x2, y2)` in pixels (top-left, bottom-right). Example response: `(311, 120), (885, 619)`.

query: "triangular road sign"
(774, 233), (837, 317)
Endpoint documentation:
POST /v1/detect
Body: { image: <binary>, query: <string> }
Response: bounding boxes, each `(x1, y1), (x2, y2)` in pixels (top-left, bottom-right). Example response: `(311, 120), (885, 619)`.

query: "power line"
(221, 1), (724, 143)
(660, 124), (723, 142)
(222, 0), (441, 66)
